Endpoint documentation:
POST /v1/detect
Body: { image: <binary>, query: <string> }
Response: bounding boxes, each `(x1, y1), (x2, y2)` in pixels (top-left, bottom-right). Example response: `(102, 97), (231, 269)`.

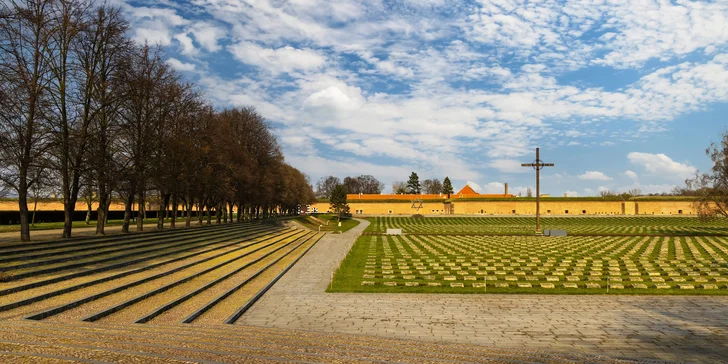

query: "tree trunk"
(96, 183), (109, 235)
(31, 198), (38, 227)
(122, 192), (134, 233)
(237, 203), (242, 222)
(157, 191), (169, 230)
(18, 189), (30, 242)
(170, 194), (178, 228)
(185, 198), (192, 227)
(197, 202), (203, 225)
(206, 205), (212, 225)
(137, 190), (145, 231)
(85, 194), (92, 225)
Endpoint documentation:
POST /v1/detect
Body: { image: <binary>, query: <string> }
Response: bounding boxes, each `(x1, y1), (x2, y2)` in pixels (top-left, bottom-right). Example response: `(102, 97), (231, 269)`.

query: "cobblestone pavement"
(242, 219), (728, 364)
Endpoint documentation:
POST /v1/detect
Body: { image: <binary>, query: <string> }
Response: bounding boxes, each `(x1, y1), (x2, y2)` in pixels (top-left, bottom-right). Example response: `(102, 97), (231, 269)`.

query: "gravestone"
(386, 228), (403, 235)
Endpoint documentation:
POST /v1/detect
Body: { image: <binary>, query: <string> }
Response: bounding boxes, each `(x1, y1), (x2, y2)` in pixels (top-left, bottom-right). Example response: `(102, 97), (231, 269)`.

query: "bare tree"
(357, 175), (384, 194)
(422, 178), (442, 194)
(0, 0), (54, 241)
(80, 6), (131, 235)
(315, 176), (340, 199)
(682, 130), (728, 220)
(391, 181), (406, 194)
(526, 187), (533, 197)
(342, 176), (360, 194)
(599, 189), (615, 197)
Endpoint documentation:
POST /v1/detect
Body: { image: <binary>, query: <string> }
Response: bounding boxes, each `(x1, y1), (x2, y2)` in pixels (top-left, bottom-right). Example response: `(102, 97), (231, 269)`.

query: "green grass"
(364, 216), (728, 235)
(0, 218), (179, 233)
(296, 214), (360, 233)
(330, 234), (728, 295)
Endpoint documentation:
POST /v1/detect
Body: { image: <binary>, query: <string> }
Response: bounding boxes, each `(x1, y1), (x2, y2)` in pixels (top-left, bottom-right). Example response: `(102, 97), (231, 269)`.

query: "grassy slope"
(296, 214), (360, 233)
(0, 218), (172, 233)
(363, 216), (728, 235)
(330, 216), (728, 295)
(330, 235), (728, 295)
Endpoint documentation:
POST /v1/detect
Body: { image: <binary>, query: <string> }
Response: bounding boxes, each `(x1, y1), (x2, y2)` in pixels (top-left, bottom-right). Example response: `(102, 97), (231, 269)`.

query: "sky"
(120, 0), (728, 196)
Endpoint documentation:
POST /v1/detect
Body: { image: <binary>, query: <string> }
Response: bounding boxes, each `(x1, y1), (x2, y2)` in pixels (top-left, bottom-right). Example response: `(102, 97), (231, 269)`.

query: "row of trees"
(0, 0), (314, 241)
(391, 173), (454, 197)
(315, 175), (384, 198)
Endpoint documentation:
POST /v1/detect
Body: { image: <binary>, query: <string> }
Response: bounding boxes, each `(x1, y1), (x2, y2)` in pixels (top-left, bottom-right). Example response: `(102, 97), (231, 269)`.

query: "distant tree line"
(0, 0), (314, 241)
(392, 173), (453, 197)
(316, 173), (455, 198)
(315, 175), (384, 198)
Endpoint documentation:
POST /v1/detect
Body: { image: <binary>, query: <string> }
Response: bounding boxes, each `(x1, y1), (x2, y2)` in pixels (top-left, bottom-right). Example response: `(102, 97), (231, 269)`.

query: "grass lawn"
(0, 218), (178, 234)
(365, 216), (728, 235)
(296, 214), (360, 233)
(330, 216), (728, 295)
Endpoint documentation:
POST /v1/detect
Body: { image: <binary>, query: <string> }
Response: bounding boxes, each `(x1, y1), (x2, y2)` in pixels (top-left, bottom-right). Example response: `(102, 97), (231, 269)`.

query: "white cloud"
(488, 159), (528, 173)
(465, 181), (482, 193)
(190, 23), (226, 52)
(479, 181), (529, 196)
(125, 7), (189, 46)
(303, 86), (362, 113)
(118, 0), (728, 193)
(583, 188), (595, 195)
(624, 170), (639, 180)
(228, 42), (326, 73)
(564, 190), (578, 197)
(627, 152), (697, 180)
(166, 58), (196, 72)
(174, 33), (198, 56)
(578, 171), (612, 181)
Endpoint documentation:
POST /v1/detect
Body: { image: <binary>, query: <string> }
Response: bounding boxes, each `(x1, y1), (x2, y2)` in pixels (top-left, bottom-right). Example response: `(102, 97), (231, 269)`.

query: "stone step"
(0, 225), (284, 296)
(27, 230), (308, 322)
(0, 225), (261, 277)
(93, 232), (315, 324)
(0, 222), (246, 262)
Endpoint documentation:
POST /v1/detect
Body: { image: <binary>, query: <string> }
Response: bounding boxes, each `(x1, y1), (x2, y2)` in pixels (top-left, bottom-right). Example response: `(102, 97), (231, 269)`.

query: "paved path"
(242, 219), (728, 363)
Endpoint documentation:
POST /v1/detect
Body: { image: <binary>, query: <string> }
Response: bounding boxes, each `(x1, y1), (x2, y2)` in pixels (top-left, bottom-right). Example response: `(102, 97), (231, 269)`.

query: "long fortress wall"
(309, 199), (699, 216)
(0, 198), (699, 216)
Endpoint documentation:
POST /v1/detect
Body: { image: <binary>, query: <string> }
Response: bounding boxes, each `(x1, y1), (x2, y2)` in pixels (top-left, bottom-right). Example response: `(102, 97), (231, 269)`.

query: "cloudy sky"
(121, 0), (728, 196)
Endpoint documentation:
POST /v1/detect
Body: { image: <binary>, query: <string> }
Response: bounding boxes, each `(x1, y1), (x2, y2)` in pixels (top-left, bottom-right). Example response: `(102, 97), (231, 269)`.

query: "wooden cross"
(521, 148), (555, 233)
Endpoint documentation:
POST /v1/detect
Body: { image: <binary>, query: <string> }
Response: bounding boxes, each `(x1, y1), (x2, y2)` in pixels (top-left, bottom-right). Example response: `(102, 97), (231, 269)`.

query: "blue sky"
(120, 0), (728, 196)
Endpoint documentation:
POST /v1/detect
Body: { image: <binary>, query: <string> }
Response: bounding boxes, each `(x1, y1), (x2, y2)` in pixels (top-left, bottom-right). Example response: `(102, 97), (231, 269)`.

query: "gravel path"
(241, 219), (728, 364)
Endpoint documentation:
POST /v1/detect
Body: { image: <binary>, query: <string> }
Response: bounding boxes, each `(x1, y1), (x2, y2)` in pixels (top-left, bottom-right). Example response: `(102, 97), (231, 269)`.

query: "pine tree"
(406, 172), (420, 194)
(442, 177), (454, 198)
(329, 184), (348, 222)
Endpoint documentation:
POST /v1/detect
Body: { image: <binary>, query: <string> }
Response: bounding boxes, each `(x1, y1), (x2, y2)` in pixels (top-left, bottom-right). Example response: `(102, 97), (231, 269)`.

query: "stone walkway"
(242, 219), (728, 364)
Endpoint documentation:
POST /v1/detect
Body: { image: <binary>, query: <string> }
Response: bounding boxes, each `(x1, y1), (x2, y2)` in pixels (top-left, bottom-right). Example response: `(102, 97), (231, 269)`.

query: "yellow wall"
(309, 199), (699, 216)
(0, 200), (128, 212)
(0, 200), (198, 212)
(634, 201), (696, 215)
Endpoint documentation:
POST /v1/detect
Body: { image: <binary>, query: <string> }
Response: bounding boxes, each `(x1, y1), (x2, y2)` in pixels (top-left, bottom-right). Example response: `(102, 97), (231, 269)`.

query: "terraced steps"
(0, 320), (661, 363)
(0, 228), (297, 318)
(0, 224), (264, 280)
(0, 222), (325, 327)
(0, 225), (283, 298)
(0, 223), (241, 260)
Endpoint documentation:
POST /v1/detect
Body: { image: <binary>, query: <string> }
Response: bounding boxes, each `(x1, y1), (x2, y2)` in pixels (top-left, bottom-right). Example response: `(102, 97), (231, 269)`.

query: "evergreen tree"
(406, 172), (421, 194)
(329, 184), (348, 222)
(442, 177), (454, 198)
